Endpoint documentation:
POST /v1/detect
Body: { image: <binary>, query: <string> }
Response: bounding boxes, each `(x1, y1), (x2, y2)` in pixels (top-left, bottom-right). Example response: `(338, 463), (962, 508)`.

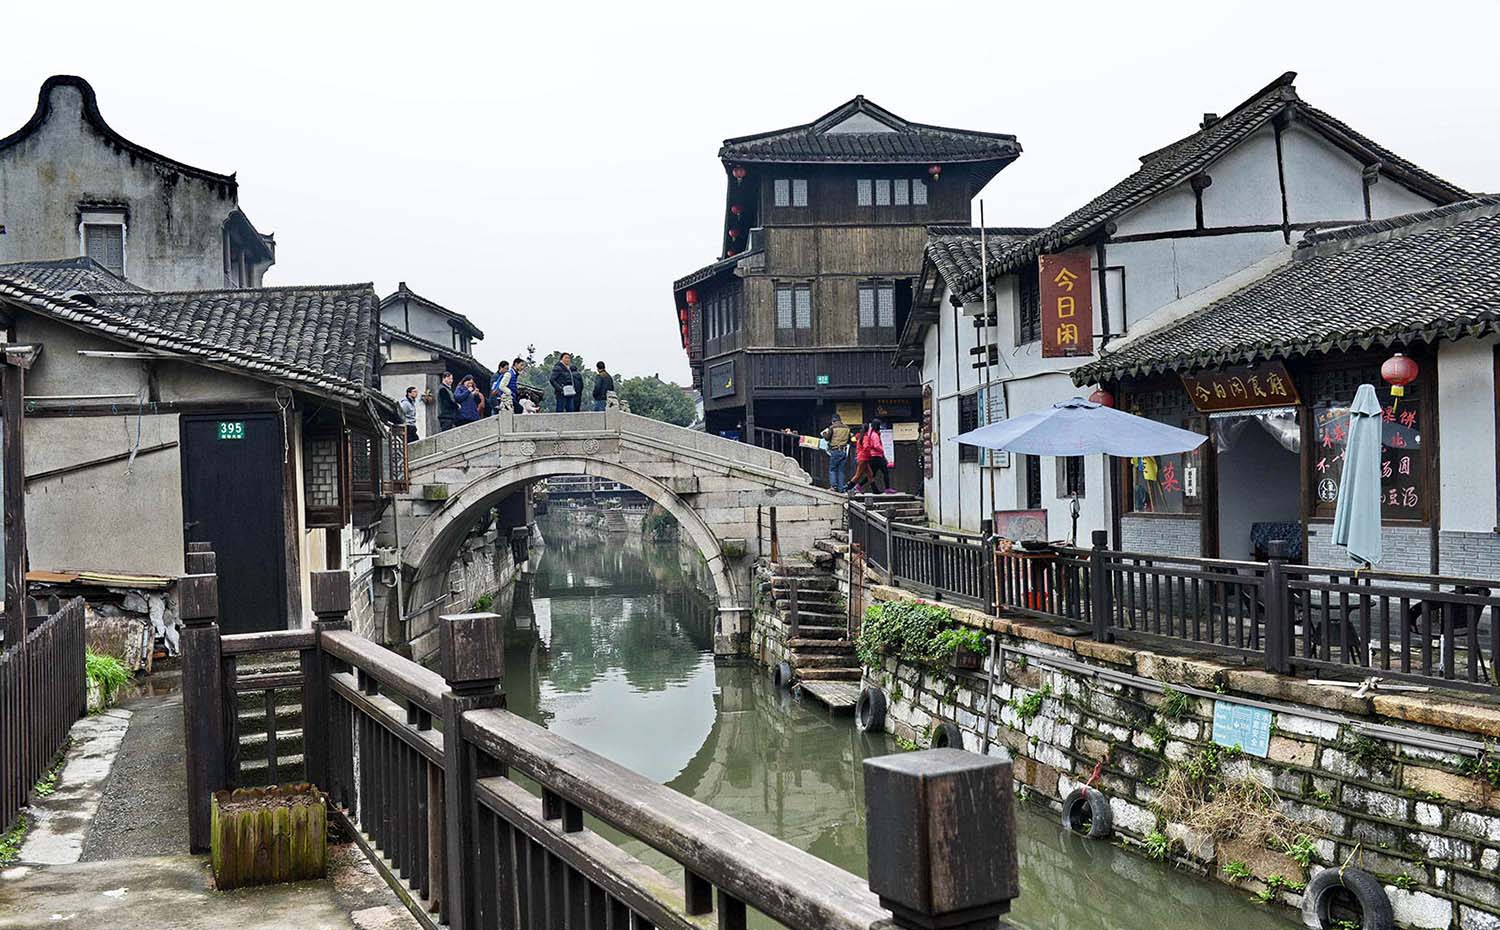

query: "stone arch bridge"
(396, 410), (844, 656)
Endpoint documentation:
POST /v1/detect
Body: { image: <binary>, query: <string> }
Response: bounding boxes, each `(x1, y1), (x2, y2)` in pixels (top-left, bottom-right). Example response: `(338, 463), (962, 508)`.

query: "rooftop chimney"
(1200, 113), (1220, 129)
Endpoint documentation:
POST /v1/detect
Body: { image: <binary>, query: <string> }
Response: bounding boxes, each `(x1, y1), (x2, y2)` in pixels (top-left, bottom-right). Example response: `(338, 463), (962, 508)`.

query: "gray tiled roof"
(950, 72), (1471, 300)
(0, 257), (146, 295)
(1070, 197), (1500, 385)
(0, 273), (379, 400)
(719, 96), (1019, 166)
(924, 227), (1043, 302)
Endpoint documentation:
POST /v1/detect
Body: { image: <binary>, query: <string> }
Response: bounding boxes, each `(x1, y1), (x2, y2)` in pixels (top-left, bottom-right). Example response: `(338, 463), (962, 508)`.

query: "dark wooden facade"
(672, 98), (1019, 447)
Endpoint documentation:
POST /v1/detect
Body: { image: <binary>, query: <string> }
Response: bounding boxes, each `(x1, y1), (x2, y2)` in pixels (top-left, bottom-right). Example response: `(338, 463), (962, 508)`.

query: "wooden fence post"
(306, 570), (351, 791)
(864, 748), (1019, 929)
(768, 506), (780, 565)
(439, 611), (506, 930)
(179, 566), (223, 854)
(1089, 530), (1113, 643)
(1263, 540), (1290, 675)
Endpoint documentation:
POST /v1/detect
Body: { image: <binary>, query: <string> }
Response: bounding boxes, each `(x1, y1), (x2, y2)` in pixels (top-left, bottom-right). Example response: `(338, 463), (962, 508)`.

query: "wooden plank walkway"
(797, 679), (860, 712)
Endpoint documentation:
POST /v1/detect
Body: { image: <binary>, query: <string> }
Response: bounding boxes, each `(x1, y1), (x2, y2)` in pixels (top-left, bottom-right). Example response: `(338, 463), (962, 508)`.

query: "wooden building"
(1071, 196), (1500, 577)
(670, 97), (1020, 488)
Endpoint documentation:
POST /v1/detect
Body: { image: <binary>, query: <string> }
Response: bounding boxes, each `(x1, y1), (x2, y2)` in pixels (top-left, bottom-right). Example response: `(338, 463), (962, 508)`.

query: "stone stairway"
(848, 491), (926, 525)
(771, 558), (860, 682)
(232, 662), (307, 786)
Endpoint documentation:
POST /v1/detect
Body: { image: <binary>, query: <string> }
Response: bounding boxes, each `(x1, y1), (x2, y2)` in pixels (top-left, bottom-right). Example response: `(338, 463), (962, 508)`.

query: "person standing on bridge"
(592, 361), (614, 412)
(570, 356), (584, 412)
(488, 359), (510, 414)
(399, 386), (420, 442)
(437, 371), (458, 432)
(821, 415), (850, 490)
(551, 352), (576, 411)
(455, 374), (485, 423)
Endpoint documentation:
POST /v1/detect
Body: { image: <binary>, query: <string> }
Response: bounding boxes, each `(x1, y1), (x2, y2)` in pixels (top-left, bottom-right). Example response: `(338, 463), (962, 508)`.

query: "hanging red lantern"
(1381, 352), (1418, 397)
(729, 204), (743, 216)
(727, 228), (738, 240)
(725, 249), (737, 257)
(1088, 388), (1115, 408)
(731, 165), (747, 182)
(684, 289), (699, 306)
(678, 307), (688, 324)
(928, 164), (942, 181)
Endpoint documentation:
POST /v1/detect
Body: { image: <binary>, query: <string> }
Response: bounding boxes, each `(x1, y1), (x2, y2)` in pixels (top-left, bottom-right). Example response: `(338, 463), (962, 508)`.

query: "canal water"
(506, 518), (1295, 930)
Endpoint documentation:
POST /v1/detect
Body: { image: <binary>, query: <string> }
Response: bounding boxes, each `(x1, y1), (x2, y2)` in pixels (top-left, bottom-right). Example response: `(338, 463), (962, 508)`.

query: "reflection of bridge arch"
(403, 455), (739, 627)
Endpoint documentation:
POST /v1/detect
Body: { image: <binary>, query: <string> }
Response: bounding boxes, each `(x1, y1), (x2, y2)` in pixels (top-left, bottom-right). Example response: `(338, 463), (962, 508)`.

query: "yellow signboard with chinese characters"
(1040, 250), (1094, 358)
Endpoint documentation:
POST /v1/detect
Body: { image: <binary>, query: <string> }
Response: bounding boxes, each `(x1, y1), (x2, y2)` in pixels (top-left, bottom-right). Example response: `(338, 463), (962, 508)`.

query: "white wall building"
(901, 72), (1470, 551)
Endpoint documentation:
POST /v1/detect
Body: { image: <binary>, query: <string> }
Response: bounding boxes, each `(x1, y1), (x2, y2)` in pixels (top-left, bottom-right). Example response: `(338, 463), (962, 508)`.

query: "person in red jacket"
(863, 418), (890, 493)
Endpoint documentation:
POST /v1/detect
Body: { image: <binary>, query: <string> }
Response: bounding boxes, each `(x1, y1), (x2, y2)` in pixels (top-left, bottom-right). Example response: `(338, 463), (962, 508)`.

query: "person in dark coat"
(550, 352), (575, 412)
(592, 361), (615, 412)
(437, 372), (458, 432)
(454, 375), (484, 423)
(570, 357), (584, 412)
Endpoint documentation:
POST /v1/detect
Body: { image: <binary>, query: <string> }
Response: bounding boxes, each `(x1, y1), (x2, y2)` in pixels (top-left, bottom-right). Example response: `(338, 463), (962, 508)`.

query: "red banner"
(1040, 250), (1094, 358)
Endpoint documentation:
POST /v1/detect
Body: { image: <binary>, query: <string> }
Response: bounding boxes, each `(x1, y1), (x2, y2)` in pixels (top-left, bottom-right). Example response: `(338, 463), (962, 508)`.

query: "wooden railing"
(1, 596), (86, 834)
(847, 501), (991, 610)
(750, 427), (828, 487)
(183, 565), (1024, 930)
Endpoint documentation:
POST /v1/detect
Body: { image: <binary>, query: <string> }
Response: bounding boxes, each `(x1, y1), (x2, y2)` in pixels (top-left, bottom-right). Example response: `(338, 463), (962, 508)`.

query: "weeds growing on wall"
(85, 650), (131, 708)
(1460, 746), (1500, 789)
(856, 601), (971, 669)
(1155, 743), (1294, 848)
(472, 592), (495, 612)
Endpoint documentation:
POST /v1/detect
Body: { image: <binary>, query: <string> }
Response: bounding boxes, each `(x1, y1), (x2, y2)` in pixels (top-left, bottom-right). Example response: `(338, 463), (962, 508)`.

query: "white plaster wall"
(1110, 183), (1196, 237)
(1437, 336), (1498, 534)
(1369, 179), (1440, 218)
(1281, 126), (1370, 224)
(1168, 231), (1290, 300)
(1199, 126), (1284, 226)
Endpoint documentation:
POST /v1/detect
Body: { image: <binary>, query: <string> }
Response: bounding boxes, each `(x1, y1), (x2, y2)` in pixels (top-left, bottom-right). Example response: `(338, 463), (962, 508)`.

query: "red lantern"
(727, 228), (738, 240)
(731, 165), (747, 182)
(1381, 352), (1419, 404)
(729, 204), (743, 216)
(928, 164), (942, 181)
(678, 307), (688, 324)
(684, 289), (699, 306)
(725, 249), (737, 257)
(1088, 388), (1115, 408)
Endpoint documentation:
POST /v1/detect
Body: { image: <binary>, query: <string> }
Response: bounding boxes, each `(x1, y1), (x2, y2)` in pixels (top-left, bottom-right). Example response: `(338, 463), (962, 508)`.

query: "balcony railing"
(745, 349), (920, 393)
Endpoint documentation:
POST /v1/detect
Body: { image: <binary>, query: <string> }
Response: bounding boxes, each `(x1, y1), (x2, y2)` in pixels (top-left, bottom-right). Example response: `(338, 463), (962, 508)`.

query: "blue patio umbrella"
(950, 397), (1207, 457)
(1332, 384), (1383, 567)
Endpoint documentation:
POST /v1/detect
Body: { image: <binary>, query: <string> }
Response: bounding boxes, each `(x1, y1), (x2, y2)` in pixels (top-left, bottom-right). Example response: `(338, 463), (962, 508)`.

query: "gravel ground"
(79, 692), (188, 860)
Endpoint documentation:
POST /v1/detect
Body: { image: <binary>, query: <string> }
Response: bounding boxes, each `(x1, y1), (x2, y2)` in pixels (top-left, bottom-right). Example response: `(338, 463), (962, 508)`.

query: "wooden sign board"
(1180, 361), (1300, 413)
(920, 385), (934, 479)
(1040, 250), (1094, 358)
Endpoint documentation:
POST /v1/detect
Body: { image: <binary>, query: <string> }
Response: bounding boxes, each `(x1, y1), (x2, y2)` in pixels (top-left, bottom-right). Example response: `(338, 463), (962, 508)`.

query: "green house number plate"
(218, 421), (246, 441)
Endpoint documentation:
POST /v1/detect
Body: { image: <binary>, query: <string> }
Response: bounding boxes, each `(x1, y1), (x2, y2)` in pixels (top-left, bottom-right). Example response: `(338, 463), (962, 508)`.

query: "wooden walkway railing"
(1, 596), (86, 834)
(183, 557), (1023, 930)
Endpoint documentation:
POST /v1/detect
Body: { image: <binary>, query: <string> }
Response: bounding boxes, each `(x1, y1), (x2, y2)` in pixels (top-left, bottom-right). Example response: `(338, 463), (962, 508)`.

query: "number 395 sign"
(217, 421), (246, 441)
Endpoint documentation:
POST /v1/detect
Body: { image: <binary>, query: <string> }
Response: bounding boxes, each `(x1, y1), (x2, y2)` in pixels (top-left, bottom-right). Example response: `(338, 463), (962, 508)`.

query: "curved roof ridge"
(0, 76), (237, 189)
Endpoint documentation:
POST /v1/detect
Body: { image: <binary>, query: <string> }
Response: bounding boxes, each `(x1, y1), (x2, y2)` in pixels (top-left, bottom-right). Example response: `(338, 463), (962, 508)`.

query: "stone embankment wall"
(864, 586), (1500, 930)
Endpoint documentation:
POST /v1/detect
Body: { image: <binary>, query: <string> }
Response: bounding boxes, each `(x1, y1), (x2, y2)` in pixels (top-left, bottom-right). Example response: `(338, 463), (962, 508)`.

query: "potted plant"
(936, 626), (987, 671)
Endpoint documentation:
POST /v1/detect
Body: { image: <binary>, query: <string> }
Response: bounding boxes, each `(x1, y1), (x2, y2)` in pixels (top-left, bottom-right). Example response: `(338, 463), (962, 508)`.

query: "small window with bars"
(958, 392), (980, 464)
(774, 179), (808, 208)
(84, 224), (125, 276)
(775, 284), (812, 331)
(857, 178), (927, 207)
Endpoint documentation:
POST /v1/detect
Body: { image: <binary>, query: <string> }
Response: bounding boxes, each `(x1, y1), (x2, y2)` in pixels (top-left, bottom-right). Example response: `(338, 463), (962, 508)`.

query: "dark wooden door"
(180, 413), (286, 634)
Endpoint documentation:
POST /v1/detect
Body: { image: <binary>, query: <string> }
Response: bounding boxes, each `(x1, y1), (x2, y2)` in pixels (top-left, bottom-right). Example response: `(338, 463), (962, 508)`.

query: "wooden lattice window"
(303, 428), (349, 528)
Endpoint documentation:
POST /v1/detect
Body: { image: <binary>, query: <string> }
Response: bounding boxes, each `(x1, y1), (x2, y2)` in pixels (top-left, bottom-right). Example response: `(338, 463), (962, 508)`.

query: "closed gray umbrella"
(1332, 384), (1383, 566)
(950, 397), (1206, 457)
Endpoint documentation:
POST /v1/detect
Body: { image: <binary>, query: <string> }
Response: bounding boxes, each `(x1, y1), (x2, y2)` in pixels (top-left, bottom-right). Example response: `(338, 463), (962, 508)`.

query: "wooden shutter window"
(85, 224), (125, 275)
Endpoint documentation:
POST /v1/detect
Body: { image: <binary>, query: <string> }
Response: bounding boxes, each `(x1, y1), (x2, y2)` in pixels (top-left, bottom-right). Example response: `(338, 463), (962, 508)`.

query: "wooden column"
(863, 749), (1019, 930)
(1, 346), (39, 648)
(179, 564), (224, 853)
(438, 611), (505, 930)
(305, 570), (351, 790)
(1089, 530), (1114, 643)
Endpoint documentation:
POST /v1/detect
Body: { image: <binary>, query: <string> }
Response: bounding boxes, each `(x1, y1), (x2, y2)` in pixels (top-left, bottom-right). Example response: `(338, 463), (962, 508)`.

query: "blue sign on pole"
(1211, 701), (1272, 757)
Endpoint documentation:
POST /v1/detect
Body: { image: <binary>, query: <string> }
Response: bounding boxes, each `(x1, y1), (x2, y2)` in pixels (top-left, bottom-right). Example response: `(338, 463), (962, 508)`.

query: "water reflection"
(510, 518), (1295, 930)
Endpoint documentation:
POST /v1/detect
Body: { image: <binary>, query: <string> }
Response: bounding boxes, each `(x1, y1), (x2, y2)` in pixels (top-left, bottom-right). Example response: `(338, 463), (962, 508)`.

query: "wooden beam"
(2, 352), (33, 645)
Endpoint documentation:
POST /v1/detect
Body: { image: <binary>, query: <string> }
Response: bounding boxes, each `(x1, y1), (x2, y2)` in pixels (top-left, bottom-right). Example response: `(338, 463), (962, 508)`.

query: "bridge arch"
(402, 455), (739, 621)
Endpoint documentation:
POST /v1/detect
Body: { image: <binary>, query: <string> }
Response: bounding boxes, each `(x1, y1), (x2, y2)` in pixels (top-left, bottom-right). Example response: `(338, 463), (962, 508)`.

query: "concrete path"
(0, 845), (420, 930)
(14, 707), (131, 864)
(79, 692), (188, 860)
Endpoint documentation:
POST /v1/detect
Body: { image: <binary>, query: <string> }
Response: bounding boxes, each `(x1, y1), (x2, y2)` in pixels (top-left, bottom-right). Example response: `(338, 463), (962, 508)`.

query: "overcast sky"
(3, 1), (1494, 384)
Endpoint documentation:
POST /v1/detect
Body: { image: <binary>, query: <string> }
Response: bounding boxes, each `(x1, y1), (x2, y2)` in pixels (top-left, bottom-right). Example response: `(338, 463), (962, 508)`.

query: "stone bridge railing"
(398, 410), (846, 653)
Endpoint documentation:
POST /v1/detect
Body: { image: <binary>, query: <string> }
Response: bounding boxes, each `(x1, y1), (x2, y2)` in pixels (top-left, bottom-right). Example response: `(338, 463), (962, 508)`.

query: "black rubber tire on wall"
(1301, 867), (1393, 930)
(1060, 787), (1113, 839)
(772, 661), (793, 690)
(931, 722), (965, 750)
(855, 687), (887, 733)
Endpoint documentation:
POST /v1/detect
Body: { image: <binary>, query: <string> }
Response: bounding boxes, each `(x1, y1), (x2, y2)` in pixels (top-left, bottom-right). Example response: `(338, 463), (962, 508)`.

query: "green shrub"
(85, 650), (131, 706)
(855, 601), (953, 669)
(472, 592), (495, 612)
(1143, 830), (1172, 861)
(933, 626), (987, 659)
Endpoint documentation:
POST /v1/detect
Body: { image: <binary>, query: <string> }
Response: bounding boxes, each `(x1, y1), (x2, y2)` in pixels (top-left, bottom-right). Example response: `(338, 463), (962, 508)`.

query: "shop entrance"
(1210, 407), (1302, 561)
